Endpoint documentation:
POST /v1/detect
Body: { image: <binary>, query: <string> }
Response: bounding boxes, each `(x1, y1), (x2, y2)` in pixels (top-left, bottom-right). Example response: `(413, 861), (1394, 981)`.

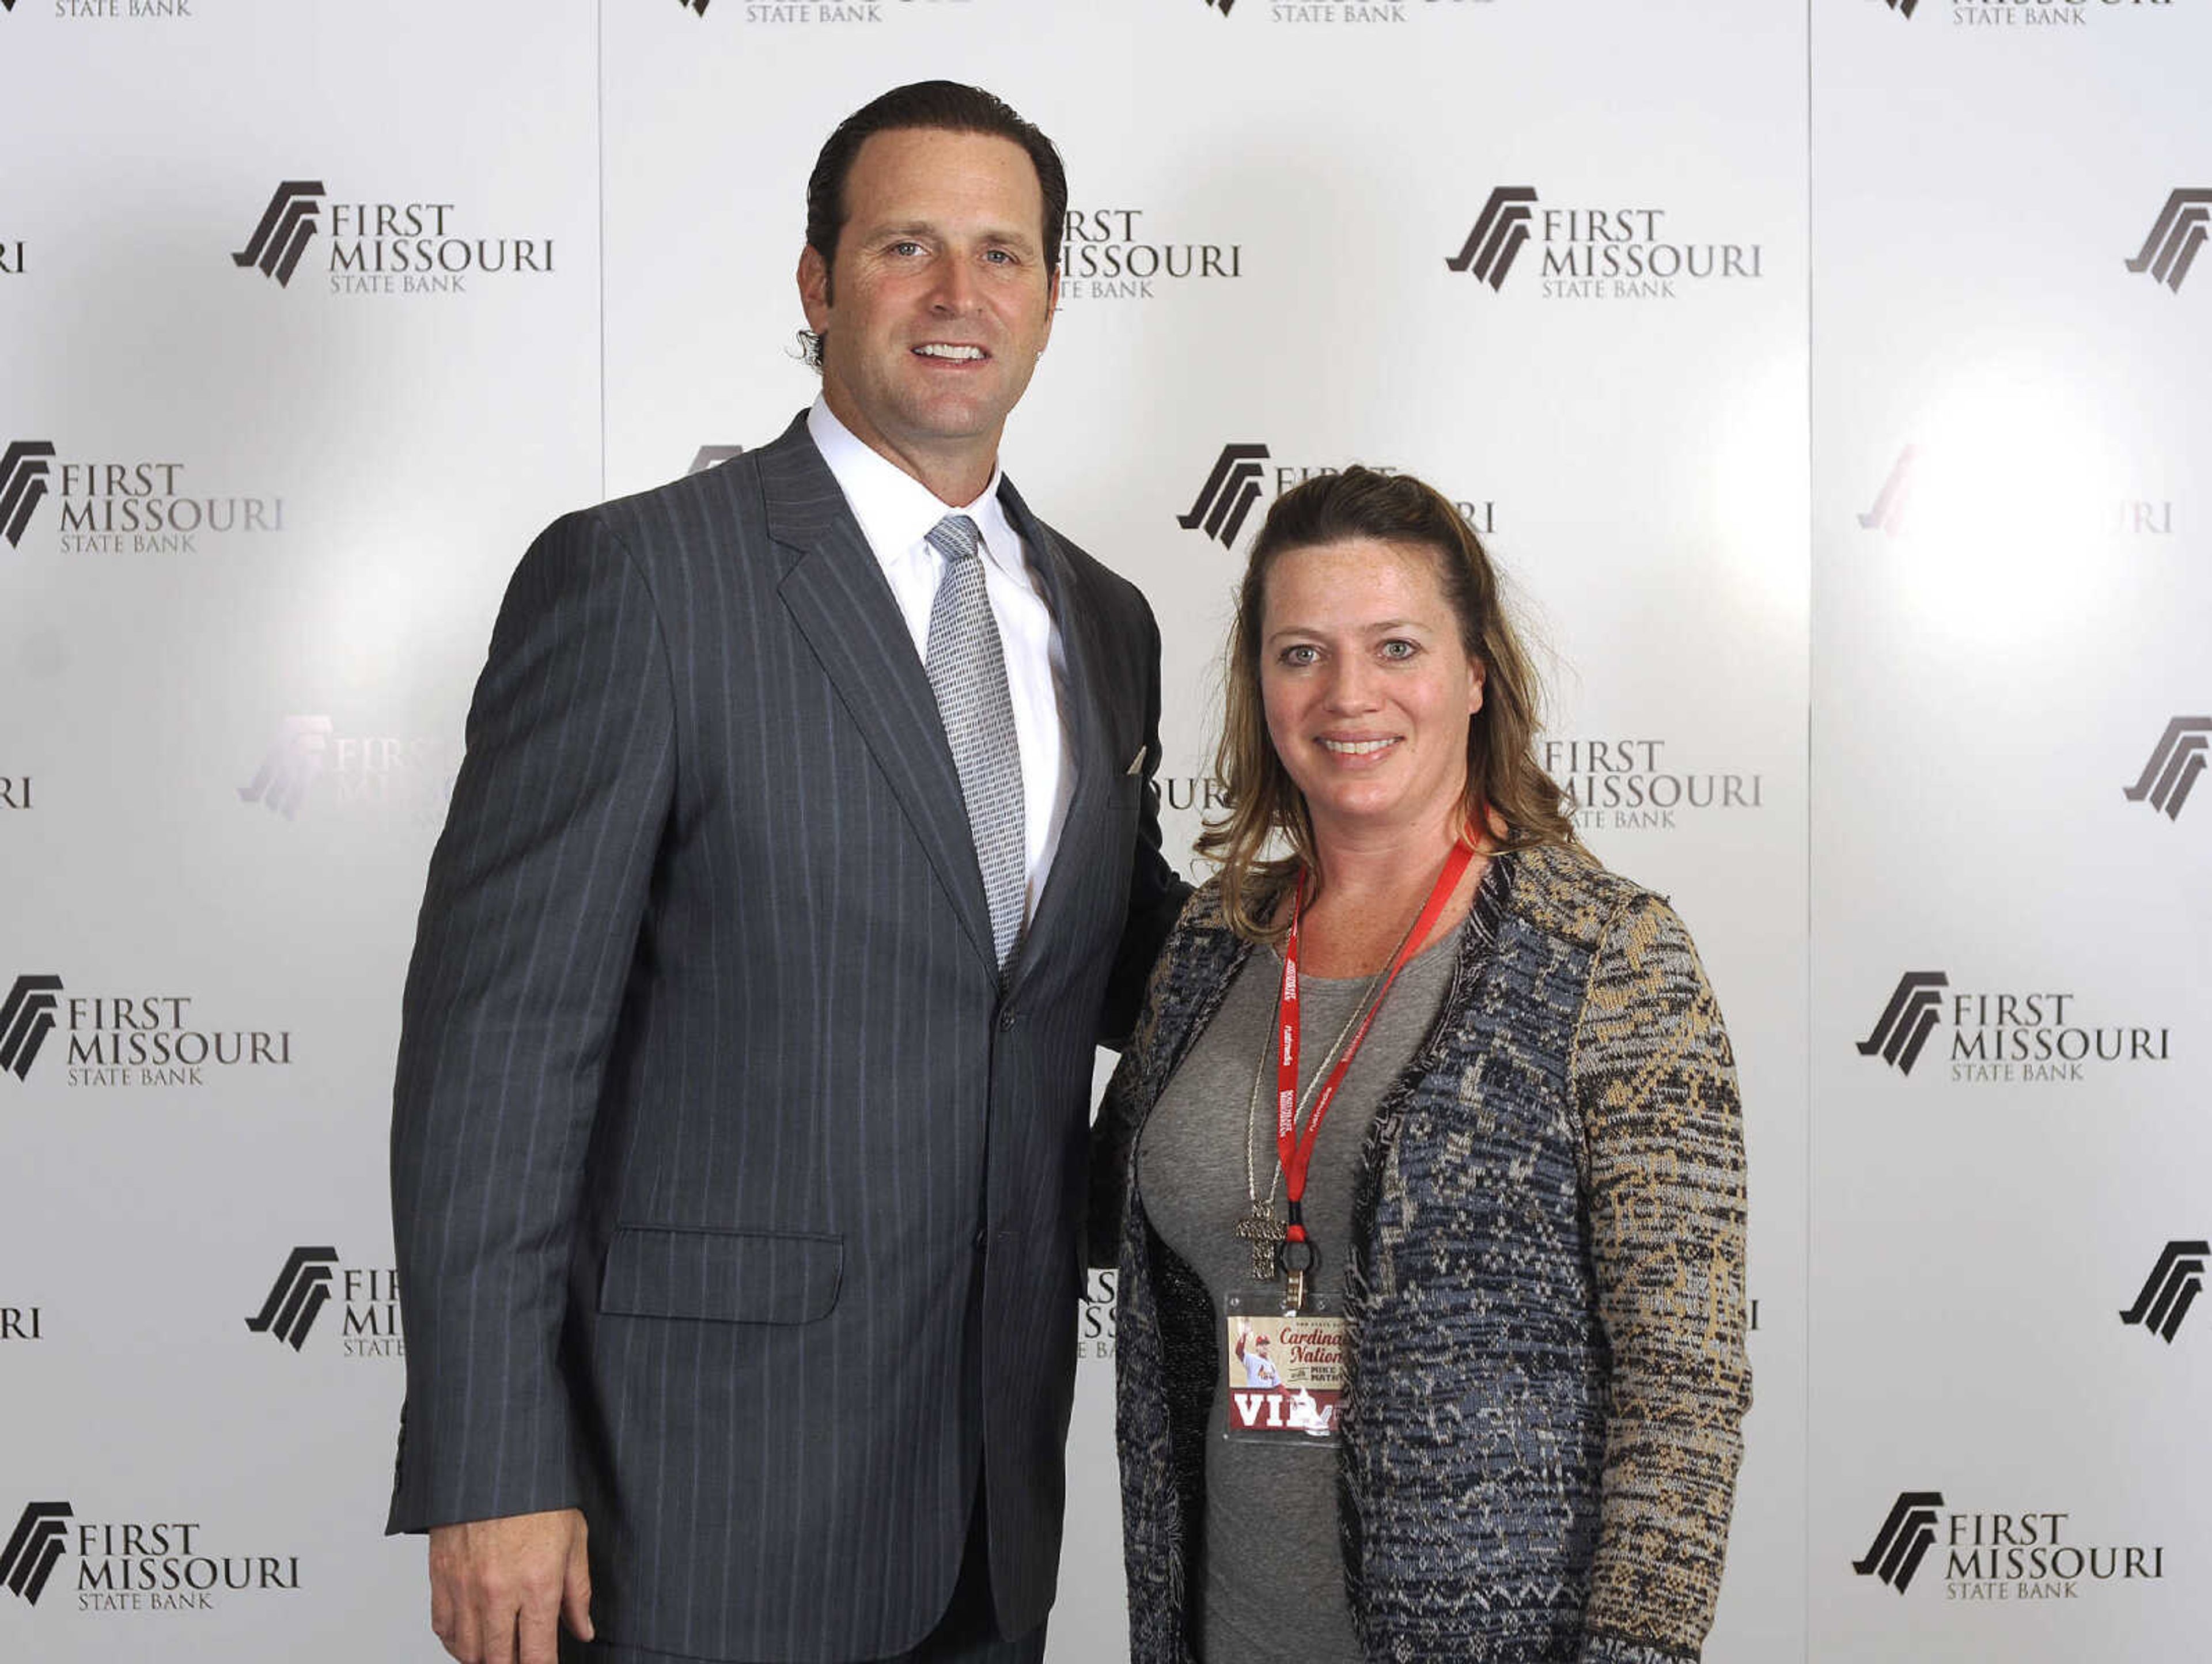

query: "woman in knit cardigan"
(1090, 467), (1750, 1664)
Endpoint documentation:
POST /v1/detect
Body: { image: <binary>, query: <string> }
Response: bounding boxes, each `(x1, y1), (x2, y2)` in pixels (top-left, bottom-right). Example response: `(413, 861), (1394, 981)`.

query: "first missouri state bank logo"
(1857, 971), (2169, 1083)
(688, 0), (972, 22)
(1, 1502), (71, 1606)
(1852, 1491), (2166, 1600)
(237, 717), (329, 819)
(1177, 443), (1497, 550)
(0, 974), (294, 1089)
(1179, 444), (1271, 545)
(0, 1500), (302, 1612)
(1857, 972), (1948, 1075)
(2125, 717), (2210, 820)
(1882, 0), (2177, 26)
(2128, 192), (2211, 292)
(7, 0), (194, 17)
(1446, 187), (1537, 289)
(1193, 0), (1468, 21)
(236, 715), (458, 824)
(232, 182), (324, 287)
(1855, 441), (2175, 541)
(242, 1246), (403, 1358)
(1855, 1491), (1944, 1592)
(2120, 1241), (2207, 1344)
(0, 975), (63, 1081)
(1, 441), (56, 548)
(0, 439), (284, 554)
(231, 179), (555, 295)
(245, 1248), (337, 1351)
(1446, 186), (1764, 300)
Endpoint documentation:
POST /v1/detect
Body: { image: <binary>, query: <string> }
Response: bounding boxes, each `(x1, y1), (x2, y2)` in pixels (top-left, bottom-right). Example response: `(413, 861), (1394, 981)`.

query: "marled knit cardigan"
(1089, 842), (1750, 1664)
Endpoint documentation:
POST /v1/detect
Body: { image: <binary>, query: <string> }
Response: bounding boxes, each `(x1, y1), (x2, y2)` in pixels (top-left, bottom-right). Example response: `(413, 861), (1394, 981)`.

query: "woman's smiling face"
(1259, 537), (1486, 847)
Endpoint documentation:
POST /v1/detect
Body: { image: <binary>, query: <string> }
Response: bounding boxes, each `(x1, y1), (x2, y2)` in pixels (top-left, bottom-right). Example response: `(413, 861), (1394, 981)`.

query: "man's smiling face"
(800, 126), (1058, 502)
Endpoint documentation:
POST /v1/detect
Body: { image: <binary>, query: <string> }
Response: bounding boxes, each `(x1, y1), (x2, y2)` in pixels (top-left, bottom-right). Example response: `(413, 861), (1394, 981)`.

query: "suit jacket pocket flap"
(599, 1226), (843, 1325)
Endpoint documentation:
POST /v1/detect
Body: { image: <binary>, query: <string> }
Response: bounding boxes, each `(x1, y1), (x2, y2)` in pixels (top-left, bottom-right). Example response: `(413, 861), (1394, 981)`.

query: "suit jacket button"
(973, 1227), (988, 1251)
(997, 1010), (1017, 1032)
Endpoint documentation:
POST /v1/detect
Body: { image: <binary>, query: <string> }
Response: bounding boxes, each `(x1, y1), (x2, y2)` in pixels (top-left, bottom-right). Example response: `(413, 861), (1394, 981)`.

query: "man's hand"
(427, 1508), (593, 1664)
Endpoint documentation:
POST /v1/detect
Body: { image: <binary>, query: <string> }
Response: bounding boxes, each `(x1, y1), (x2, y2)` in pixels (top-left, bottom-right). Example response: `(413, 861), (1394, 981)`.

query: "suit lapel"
(758, 417), (998, 976)
(998, 477), (1114, 992)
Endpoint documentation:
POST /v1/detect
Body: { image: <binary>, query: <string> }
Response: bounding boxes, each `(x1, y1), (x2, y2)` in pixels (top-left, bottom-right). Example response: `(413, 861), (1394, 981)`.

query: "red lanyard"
(1275, 840), (1476, 1245)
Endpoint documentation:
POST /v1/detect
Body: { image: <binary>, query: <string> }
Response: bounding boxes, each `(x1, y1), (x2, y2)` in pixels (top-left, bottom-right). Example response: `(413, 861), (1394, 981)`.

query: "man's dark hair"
(800, 81), (1067, 368)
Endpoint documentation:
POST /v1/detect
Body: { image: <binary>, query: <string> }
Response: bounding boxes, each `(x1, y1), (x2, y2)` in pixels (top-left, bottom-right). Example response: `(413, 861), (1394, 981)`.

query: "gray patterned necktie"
(923, 514), (1027, 972)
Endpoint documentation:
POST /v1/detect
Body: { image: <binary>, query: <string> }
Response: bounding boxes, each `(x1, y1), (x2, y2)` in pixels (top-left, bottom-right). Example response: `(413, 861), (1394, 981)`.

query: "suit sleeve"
(387, 510), (676, 1533)
(1097, 592), (1192, 1051)
(1571, 897), (1751, 1663)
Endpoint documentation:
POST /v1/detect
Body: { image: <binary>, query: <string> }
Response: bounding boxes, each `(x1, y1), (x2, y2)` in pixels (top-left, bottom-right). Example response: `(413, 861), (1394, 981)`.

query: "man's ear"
(798, 245), (832, 333)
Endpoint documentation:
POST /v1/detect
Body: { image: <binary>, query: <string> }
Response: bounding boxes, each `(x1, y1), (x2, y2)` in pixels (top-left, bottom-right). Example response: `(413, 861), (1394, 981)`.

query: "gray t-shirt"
(1136, 927), (1460, 1664)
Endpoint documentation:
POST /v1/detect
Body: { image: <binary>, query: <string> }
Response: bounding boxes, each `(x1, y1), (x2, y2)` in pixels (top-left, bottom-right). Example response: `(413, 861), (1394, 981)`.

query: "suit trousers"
(559, 1260), (1047, 1664)
(876, 1481), (1047, 1664)
(885, 1255), (1048, 1664)
(554, 1470), (1046, 1664)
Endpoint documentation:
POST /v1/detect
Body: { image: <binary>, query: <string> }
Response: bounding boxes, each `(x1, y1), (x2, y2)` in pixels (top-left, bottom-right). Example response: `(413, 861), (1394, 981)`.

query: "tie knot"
(927, 514), (983, 564)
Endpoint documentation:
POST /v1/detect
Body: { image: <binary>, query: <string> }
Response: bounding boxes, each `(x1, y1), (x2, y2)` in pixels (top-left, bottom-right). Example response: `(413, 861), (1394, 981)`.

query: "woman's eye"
(1281, 645), (1319, 666)
(1380, 639), (1418, 661)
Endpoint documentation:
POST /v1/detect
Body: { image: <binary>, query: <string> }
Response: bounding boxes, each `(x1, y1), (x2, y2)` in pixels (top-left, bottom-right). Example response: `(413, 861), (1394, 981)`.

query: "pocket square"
(1124, 745), (1148, 776)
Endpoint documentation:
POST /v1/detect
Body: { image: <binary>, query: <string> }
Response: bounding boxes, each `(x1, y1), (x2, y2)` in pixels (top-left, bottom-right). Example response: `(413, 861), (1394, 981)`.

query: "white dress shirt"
(807, 399), (1075, 924)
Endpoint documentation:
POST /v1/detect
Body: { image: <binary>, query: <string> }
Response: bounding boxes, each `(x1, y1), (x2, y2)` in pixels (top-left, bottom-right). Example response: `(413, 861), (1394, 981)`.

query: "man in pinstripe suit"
(387, 83), (1187, 1664)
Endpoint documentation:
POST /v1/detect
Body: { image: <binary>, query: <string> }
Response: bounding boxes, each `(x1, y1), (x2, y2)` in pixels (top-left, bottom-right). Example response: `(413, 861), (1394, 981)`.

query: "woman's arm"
(1571, 894), (1752, 1664)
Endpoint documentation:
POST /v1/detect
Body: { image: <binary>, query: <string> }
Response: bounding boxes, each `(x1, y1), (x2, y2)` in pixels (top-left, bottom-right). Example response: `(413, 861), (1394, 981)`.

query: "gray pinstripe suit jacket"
(387, 415), (1186, 1663)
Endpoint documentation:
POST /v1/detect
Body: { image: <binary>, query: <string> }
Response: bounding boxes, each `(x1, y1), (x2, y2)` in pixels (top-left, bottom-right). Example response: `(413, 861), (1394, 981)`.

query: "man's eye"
(889, 241), (924, 257)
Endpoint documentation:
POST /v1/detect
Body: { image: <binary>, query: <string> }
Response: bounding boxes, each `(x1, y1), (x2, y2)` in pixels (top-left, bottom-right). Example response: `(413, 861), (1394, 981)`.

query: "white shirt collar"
(806, 398), (1024, 579)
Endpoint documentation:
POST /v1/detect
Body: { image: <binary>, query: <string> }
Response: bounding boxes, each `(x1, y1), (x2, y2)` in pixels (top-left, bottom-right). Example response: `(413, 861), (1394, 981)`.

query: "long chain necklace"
(1230, 906), (1421, 1283)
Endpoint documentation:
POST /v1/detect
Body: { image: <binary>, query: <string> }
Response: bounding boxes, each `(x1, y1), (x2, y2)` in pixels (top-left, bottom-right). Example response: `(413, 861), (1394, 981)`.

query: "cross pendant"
(1232, 1202), (1286, 1283)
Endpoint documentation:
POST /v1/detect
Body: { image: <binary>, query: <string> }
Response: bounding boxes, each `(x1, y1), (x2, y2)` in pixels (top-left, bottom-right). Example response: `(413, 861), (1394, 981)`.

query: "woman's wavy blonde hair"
(1196, 465), (1578, 942)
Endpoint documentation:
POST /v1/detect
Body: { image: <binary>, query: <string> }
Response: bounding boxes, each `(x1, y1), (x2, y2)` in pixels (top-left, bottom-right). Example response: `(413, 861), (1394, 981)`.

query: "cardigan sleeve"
(1569, 894), (1751, 1662)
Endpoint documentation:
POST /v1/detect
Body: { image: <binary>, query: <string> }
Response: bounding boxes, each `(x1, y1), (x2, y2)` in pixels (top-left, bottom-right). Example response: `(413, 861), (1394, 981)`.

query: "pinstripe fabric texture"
(1093, 844), (1749, 1664)
(922, 514), (1025, 972)
(389, 414), (1186, 1663)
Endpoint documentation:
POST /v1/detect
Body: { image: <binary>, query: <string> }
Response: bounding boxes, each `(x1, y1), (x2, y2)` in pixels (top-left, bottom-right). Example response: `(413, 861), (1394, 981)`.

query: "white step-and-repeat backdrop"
(1, 2), (2203, 1660)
